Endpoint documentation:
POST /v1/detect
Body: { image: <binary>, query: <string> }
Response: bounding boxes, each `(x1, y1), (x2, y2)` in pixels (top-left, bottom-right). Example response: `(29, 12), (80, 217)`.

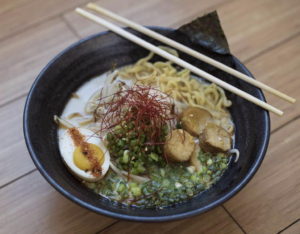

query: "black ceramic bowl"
(23, 27), (270, 222)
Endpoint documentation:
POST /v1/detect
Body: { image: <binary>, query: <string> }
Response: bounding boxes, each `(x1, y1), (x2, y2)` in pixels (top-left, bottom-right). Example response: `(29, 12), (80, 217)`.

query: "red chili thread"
(94, 84), (177, 150)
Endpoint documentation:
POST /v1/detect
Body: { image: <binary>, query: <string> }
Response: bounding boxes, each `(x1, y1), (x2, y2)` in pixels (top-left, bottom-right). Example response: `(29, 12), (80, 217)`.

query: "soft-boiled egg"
(59, 127), (110, 182)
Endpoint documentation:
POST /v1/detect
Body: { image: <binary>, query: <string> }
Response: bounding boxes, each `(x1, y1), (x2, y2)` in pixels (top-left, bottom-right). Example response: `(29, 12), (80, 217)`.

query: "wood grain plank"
(224, 118), (300, 233)
(218, 0), (300, 61)
(0, 171), (115, 234)
(63, 0), (229, 38)
(0, 17), (78, 106)
(0, 97), (35, 187)
(0, 1), (299, 234)
(0, 0), (29, 15)
(99, 207), (243, 234)
(0, 0), (90, 41)
(280, 220), (300, 234)
(244, 34), (300, 131)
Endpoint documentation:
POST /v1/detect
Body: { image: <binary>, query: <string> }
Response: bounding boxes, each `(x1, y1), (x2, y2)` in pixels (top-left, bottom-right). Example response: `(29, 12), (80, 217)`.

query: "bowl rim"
(23, 27), (270, 222)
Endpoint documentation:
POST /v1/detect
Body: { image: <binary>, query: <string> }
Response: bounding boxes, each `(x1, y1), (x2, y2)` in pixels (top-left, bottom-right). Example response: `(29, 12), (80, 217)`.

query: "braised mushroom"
(181, 107), (212, 136)
(164, 129), (195, 162)
(200, 123), (231, 153)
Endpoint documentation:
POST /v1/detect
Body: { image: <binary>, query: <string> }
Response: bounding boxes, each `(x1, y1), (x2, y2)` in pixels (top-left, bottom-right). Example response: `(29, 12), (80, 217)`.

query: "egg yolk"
(73, 143), (104, 170)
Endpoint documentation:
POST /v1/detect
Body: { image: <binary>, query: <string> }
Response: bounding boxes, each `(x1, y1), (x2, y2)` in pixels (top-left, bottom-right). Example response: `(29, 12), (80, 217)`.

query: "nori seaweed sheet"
(177, 11), (230, 55)
(166, 11), (239, 91)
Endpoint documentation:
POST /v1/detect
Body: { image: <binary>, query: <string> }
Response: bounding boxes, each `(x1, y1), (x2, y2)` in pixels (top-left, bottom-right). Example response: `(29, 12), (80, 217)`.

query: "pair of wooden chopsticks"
(75, 3), (296, 116)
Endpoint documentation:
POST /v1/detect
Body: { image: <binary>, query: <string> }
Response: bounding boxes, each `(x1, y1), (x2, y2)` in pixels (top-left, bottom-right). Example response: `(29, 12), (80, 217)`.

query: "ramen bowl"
(23, 28), (270, 222)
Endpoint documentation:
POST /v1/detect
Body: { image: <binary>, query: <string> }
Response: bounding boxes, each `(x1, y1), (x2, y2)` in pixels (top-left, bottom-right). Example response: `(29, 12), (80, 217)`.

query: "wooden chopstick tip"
(276, 110), (284, 116)
(87, 2), (96, 8)
(75, 7), (83, 13)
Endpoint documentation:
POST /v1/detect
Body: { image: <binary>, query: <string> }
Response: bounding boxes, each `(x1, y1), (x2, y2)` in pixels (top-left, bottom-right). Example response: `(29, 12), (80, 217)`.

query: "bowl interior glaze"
(24, 28), (270, 222)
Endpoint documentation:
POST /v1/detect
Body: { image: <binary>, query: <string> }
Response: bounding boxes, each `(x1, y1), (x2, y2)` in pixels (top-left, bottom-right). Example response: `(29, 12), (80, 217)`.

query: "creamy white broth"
(58, 71), (128, 136)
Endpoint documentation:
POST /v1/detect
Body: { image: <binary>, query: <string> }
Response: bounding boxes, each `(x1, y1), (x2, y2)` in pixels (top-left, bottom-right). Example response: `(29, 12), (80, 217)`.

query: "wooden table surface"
(1, 0), (299, 233)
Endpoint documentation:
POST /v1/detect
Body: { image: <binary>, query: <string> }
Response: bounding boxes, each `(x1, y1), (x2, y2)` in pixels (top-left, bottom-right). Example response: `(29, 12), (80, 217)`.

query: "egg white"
(58, 127), (110, 182)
